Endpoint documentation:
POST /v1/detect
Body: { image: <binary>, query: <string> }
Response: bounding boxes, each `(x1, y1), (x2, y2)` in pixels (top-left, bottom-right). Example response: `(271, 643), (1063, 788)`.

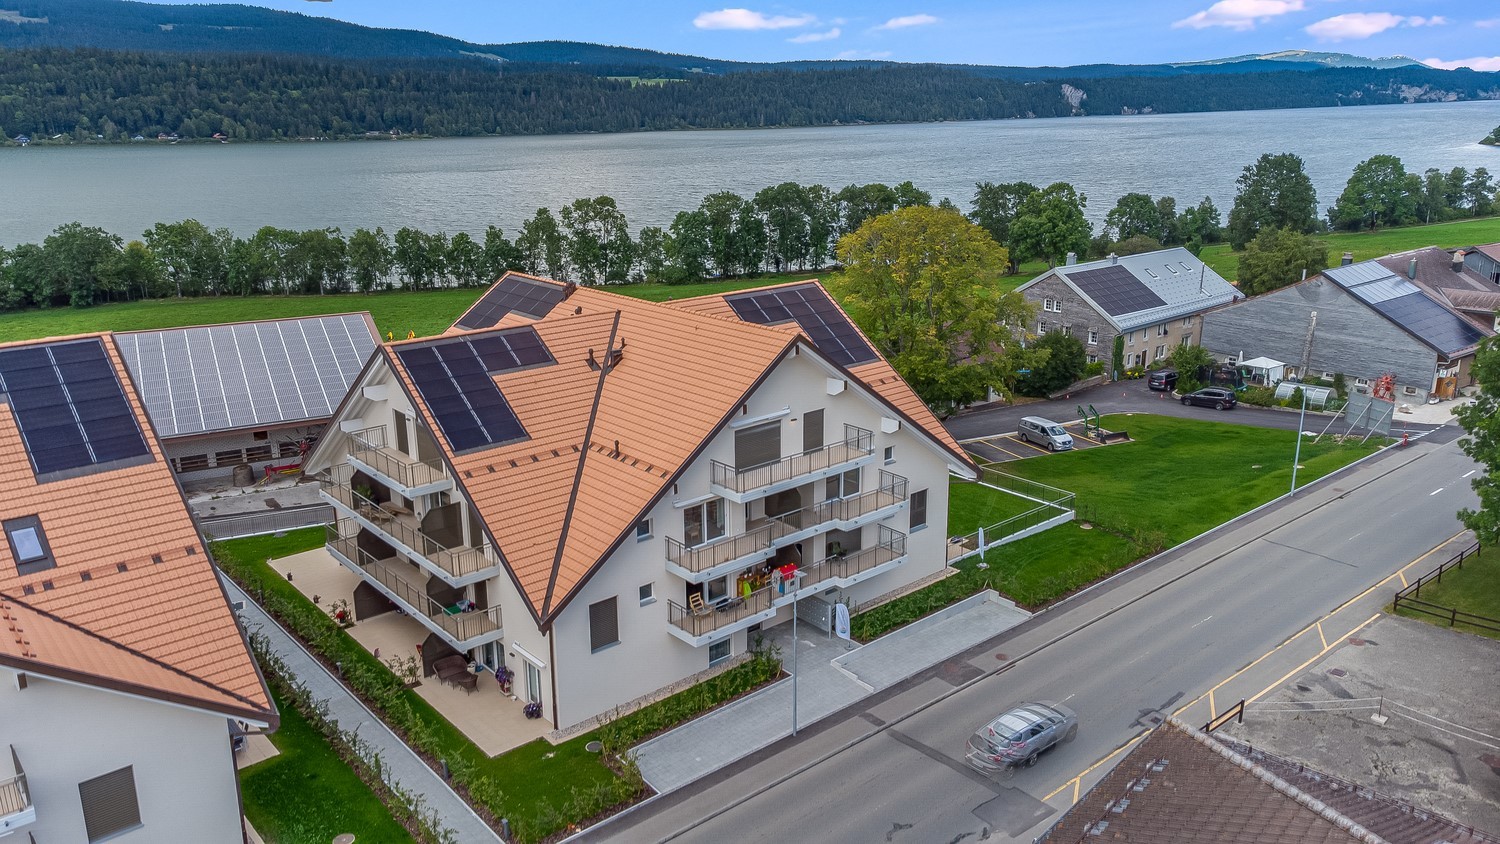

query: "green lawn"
(947, 479), (1045, 535)
(1393, 546), (1500, 640)
(240, 686), (414, 844)
(1199, 216), (1500, 282)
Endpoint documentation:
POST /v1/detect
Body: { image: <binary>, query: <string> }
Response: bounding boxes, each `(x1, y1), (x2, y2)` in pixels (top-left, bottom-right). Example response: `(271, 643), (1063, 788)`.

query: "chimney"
(1108, 253), (1118, 266)
(1065, 252), (1078, 266)
(1408, 258), (1418, 280)
(1340, 252), (1354, 266)
(562, 281), (579, 298)
(1452, 250), (1466, 273)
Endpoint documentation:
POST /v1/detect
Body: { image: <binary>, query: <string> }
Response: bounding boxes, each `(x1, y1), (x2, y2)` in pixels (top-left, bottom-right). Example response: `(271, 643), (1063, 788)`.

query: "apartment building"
(303, 273), (976, 729)
(0, 334), (277, 843)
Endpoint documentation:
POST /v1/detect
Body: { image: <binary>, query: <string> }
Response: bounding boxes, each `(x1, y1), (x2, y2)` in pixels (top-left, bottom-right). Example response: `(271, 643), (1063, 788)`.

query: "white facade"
(314, 345), (964, 730)
(0, 670), (243, 843)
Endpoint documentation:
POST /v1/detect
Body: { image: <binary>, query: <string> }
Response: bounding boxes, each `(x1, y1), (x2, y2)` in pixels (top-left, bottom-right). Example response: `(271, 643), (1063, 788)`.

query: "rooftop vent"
(1065, 252), (1078, 266)
(1453, 251), (1466, 272)
(1409, 258), (1419, 280)
(1341, 252), (1355, 266)
(1088, 821), (1110, 836)
(1108, 253), (1119, 266)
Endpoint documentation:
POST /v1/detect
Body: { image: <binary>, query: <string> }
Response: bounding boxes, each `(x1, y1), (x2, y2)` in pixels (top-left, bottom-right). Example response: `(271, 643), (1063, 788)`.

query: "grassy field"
(947, 479), (1044, 535)
(1392, 546), (1500, 640)
(1200, 216), (1500, 282)
(240, 686), (414, 844)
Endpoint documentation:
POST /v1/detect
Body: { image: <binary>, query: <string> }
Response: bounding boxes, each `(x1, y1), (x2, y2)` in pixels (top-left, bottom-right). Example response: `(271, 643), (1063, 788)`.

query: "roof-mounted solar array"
(725, 285), (877, 367)
(456, 276), (568, 330)
(0, 339), (152, 477)
(114, 314), (375, 437)
(1067, 265), (1168, 317)
(1370, 293), (1487, 355)
(396, 328), (556, 452)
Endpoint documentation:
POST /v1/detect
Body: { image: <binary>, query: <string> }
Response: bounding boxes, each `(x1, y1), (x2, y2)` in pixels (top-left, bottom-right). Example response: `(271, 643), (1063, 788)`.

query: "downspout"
(549, 634), (560, 728)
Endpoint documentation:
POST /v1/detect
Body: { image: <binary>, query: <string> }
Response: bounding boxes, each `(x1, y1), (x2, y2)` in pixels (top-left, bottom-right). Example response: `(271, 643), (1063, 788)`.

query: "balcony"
(321, 467), (497, 587)
(347, 425), (452, 498)
(328, 532), (503, 650)
(0, 747), (34, 835)
(666, 527), (907, 647)
(710, 425), (874, 502)
(665, 471), (908, 583)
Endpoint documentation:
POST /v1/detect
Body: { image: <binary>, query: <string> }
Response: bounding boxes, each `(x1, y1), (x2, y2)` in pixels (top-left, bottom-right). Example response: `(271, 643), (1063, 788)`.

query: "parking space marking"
(1042, 731), (1149, 803)
(1246, 613), (1382, 705)
(1317, 620), (1327, 650)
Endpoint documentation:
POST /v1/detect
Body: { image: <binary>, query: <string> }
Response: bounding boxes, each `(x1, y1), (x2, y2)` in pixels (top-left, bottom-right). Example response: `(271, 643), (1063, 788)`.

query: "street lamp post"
(791, 591), (799, 736)
(1290, 387), (1309, 494)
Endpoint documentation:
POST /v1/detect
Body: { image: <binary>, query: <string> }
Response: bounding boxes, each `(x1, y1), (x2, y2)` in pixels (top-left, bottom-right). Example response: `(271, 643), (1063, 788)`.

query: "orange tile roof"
(386, 274), (973, 626)
(0, 335), (274, 725)
(669, 279), (973, 466)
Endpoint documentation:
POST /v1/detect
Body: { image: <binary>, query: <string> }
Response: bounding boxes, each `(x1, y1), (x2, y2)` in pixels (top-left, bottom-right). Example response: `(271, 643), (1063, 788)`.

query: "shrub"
(1084, 361), (1104, 377)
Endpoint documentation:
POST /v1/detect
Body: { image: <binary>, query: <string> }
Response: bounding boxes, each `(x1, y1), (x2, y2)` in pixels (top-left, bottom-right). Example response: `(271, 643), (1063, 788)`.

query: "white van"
(1017, 416), (1073, 452)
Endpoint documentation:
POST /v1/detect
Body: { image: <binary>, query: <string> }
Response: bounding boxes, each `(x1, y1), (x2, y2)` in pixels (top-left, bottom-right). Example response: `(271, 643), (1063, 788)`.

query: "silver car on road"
(965, 702), (1077, 773)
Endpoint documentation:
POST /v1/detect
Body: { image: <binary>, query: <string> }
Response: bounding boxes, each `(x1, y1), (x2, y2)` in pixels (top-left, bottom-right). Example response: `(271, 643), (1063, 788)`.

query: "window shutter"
(802, 409), (824, 452)
(910, 489), (928, 529)
(589, 597), (619, 652)
(79, 766), (141, 843)
(735, 422), (780, 470)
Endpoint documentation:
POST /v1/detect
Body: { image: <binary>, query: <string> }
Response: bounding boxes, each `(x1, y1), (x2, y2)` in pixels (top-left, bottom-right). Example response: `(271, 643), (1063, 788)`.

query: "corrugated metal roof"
(1324, 258), (1489, 356)
(1025, 247), (1242, 330)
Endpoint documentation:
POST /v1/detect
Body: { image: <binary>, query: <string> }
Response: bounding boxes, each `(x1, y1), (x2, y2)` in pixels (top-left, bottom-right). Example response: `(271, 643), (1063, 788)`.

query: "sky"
(155, 0), (1500, 70)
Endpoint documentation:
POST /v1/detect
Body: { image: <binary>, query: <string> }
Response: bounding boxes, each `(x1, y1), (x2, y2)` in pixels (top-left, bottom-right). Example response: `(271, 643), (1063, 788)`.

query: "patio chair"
(688, 593), (710, 616)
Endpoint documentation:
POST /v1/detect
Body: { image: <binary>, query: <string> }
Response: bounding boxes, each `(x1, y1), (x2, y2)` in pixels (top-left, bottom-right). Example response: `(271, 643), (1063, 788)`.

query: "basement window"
(5, 516), (54, 576)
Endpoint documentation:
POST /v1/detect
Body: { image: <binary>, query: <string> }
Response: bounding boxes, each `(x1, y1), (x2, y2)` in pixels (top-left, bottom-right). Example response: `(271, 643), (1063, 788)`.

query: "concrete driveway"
(945, 378), (1447, 442)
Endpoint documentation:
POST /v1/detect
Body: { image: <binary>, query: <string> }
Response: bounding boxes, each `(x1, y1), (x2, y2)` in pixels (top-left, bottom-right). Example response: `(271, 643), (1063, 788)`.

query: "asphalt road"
(583, 435), (1478, 844)
(943, 379), (1444, 442)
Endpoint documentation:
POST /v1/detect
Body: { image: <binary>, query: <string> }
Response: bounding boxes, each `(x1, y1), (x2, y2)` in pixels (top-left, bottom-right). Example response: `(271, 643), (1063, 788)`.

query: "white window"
(1087, 353), (1098, 363)
(1156, 324), (1168, 337)
(709, 639), (732, 666)
(1037, 321), (1047, 333)
(1355, 377), (1369, 386)
(1042, 297), (1053, 311)
(1154, 345), (1167, 360)
(1180, 334), (1193, 346)
(634, 519), (651, 541)
(1322, 372), (1335, 380)
(883, 446), (894, 463)
(1063, 324), (1073, 334)
(1087, 330), (1098, 345)
(639, 583), (655, 606)
(684, 499), (725, 547)
(1182, 316), (1193, 327)
(1126, 331), (1135, 345)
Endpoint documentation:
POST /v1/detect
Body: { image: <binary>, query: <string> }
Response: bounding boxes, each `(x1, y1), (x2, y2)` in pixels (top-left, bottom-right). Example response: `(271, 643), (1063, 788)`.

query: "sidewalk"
(631, 591), (1030, 793)
(223, 578), (504, 844)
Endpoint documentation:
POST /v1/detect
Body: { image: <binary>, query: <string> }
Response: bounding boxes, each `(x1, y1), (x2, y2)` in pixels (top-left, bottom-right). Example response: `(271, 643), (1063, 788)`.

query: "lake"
(4, 100), (1500, 247)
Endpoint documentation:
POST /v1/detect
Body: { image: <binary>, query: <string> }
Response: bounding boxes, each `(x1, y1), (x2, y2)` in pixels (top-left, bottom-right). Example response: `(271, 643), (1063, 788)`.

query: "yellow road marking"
(1043, 732), (1148, 802)
(1317, 621), (1327, 650)
(1398, 571), (1409, 588)
(1072, 778), (1080, 804)
(1247, 613), (1382, 704)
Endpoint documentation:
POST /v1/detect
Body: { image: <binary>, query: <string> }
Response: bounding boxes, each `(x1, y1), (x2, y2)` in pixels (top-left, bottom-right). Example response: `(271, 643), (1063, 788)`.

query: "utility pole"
(791, 591), (799, 736)
(1290, 387), (1309, 494)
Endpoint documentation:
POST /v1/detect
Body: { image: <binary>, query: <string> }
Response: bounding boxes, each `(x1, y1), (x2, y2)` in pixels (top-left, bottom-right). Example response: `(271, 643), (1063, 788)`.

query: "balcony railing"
(811, 470), (908, 523)
(329, 531), (502, 646)
(710, 425), (874, 495)
(348, 425), (449, 492)
(830, 525), (907, 580)
(0, 746), (33, 834)
(666, 521), (792, 574)
(668, 585), (777, 639)
(322, 468), (494, 581)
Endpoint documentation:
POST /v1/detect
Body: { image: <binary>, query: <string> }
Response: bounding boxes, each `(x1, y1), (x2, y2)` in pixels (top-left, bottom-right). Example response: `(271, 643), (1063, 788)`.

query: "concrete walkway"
(631, 591), (1030, 793)
(223, 578), (504, 844)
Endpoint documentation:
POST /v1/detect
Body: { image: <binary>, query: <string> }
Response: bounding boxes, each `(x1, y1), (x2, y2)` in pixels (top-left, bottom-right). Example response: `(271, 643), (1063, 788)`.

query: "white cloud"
(1477, 19), (1500, 29)
(1173, 0), (1305, 32)
(835, 50), (894, 60)
(1422, 55), (1500, 71)
(876, 14), (940, 30)
(1306, 12), (1446, 42)
(693, 8), (816, 30)
(788, 27), (840, 43)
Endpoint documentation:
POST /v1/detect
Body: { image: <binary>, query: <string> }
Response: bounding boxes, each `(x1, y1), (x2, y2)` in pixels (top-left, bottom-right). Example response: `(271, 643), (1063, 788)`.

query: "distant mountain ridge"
(0, 0), (1441, 80)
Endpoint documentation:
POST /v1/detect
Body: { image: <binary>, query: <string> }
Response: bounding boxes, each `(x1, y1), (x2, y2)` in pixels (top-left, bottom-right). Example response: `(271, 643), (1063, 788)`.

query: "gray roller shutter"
(590, 597), (619, 652)
(79, 766), (141, 842)
(735, 422), (781, 470)
(803, 409), (824, 452)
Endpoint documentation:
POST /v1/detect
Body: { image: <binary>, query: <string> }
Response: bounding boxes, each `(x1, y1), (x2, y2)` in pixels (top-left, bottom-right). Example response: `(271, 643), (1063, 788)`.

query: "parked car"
(965, 702), (1078, 773)
(1181, 387), (1238, 410)
(1147, 369), (1178, 391)
(1017, 416), (1074, 451)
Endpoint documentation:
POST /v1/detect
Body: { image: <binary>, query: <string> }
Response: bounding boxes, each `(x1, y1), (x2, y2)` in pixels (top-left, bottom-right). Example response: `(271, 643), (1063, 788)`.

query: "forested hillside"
(2, 48), (1497, 143)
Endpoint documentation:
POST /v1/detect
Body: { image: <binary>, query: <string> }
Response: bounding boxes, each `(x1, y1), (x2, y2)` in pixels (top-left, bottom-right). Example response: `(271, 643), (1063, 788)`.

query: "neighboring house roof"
(1375, 246), (1492, 298)
(1039, 719), (1494, 844)
(115, 313), (379, 439)
(1442, 288), (1500, 315)
(0, 334), (275, 726)
(346, 273), (974, 627)
(670, 279), (973, 465)
(1322, 260), (1489, 358)
(1472, 243), (1500, 263)
(1016, 247), (1242, 333)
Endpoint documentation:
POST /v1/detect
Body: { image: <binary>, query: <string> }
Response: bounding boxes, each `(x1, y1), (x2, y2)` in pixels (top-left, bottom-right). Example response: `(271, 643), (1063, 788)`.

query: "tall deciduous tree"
(42, 222), (122, 307)
(1329, 155), (1417, 231)
(560, 196), (633, 284)
(1236, 227), (1330, 296)
(515, 208), (566, 280)
(834, 205), (1033, 408)
(1016, 330), (1085, 397)
(1010, 182), (1092, 268)
(969, 181), (1038, 274)
(1226, 153), (1320, 249)
(347, 227), (393, 293)
(1456, 338), (1500, 544)
(635, 226), (669, 283)
(1105, 193), (1165, 243)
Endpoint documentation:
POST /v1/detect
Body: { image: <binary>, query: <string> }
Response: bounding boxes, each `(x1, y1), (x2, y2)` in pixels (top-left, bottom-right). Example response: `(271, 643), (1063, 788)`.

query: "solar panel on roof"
(725, 285), (877, 366)
(0, 338), (152, 477)
(1371, 292), (1487, 355)
(456, 276), (568, 330)
(396, 330), (549, 452)
(1067, 265), (1168, 317)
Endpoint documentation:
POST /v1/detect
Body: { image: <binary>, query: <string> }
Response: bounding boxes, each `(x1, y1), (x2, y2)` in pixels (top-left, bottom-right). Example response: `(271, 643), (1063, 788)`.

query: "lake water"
(4, 100), (1500, 247)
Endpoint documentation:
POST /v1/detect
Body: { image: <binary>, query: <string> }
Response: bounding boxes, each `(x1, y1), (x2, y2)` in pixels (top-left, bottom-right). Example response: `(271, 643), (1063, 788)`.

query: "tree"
(296, 227), (347, 294)
(42, 222), (123, 307)
(665, 210), (712, 282)
(893, 180), (932, 209)
(142, 219), (228, 297)
(754, 182), (812, 272)
(1236, 227), (1330, 296)
(804, 184), (838, 269)
(1482, 125), (1500, 146)
(561, 196), (633, 284)
(446, 231), (484, 288)
(969, 181), (1038, 274)
(515, 208), (566, 279)
(700, 192), (763, 276)
(834, 183), (900, 236)
(393, 226), (433, 288)
(1179, 196), (1224, 245)
(347, 226), (393, 292)
(635, 226), (668, 283)
(1456, 338), (1500, 544)
(1010, 182), (1092, 268)
(1166, 343), (1215, 393)
(1105, 193), (1164, 242)
(1110, 235), (1164, 256)
(834, 205), (1033, 408)
(1466, 168), (1496, 217)
(1016, 330), (1085, 397)
(480, 225), (523, 280)
(1417, 168), (1451, 224)
(111, 240), (163, 300)
(1328, 155), (1417, 231)
(1226, 153), (1320, 249)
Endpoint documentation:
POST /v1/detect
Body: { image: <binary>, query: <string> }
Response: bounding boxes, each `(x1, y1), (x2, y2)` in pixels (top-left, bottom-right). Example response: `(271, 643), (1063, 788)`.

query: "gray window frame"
(709, 638), (732, 666)
(5, 515), (54, 576)
(639, 582), (655, 606)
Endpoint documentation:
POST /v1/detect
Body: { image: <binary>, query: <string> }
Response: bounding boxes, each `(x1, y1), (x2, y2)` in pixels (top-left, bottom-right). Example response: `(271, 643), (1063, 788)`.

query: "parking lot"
(961, 420), (1115, 465)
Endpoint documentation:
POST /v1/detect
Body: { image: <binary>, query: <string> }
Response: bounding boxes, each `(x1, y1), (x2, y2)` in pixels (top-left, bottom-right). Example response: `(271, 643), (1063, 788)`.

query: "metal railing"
(977, 467), (1075, 507)
(199, 504), (333, 540)
(1203, 699), (1245, 733)
(1392, 541), (1500, 634)
(348, 425), (448, 491)
(668, 585), (777, 638)
(811, 470), (908, 523)
(830, 525), (907, 580)
(322, 467), (495, 579)
(666, 521), (792, 573)
(710, 425), (874, 494)
(328, 530), (501, 643)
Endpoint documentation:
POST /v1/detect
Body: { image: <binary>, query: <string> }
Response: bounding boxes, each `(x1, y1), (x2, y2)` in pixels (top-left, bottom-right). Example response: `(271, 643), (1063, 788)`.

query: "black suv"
(1181, 387), (1237, 410)
(1147, 369), (1178, 391)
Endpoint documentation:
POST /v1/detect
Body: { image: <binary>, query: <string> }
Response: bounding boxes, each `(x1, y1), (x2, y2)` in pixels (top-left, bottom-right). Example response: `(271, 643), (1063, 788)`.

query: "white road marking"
(1060, 693), (1076, 704)
(1430, 488), (1444, 496)
(1348, 532), (1363, 541)
(1464, 470), (1477, 478)
(1191, 616), (1213, 628)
